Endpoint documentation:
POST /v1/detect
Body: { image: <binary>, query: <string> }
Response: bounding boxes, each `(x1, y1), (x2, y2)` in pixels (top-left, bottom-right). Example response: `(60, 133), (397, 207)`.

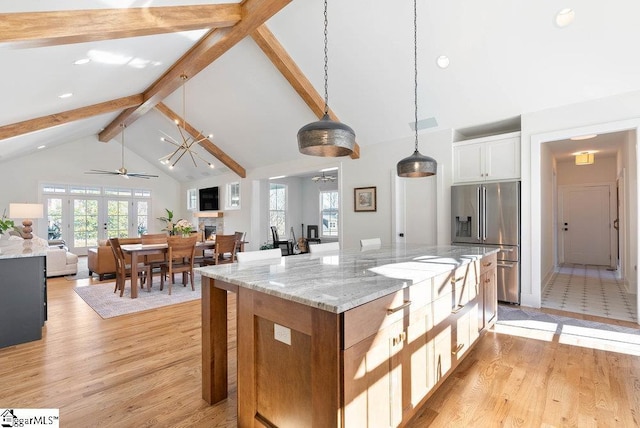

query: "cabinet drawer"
(343, 280), (431, 349)
(480, 253), (497, 274)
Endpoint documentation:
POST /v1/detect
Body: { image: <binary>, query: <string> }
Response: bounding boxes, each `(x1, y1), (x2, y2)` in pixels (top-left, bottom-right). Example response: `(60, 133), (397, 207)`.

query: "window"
(320, 190), (339, 237)
(136, 200), (149, 236)
(187, 188), (197, 211)
(226, 182), (240, 209)
(269, 183), (286, 238)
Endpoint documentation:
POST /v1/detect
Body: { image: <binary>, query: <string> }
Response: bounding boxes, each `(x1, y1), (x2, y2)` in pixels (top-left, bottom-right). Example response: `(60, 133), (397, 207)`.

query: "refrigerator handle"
(482, 186), (487, 240)
(476, 186), (481, 240)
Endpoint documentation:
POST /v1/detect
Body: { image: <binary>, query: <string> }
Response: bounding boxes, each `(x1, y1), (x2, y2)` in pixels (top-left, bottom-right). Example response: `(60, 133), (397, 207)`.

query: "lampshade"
(9, 203), (43, 240)
(575, 152), (594, 165)
(298, 114), (356, 157)
(9, 203), (43, 219)
(397, 150), (438, 177)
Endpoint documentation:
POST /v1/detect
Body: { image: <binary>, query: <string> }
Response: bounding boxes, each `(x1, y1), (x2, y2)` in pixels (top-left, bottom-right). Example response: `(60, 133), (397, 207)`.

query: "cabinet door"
(485, 136), (520, 180)
(482, 268), (498, 328)
(453, 143), (485, 183)
(343, 322), (403, 427)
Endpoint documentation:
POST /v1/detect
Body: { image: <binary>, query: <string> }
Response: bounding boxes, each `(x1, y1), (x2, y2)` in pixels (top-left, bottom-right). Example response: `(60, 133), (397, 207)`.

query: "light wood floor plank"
(1, 276), (639, 427)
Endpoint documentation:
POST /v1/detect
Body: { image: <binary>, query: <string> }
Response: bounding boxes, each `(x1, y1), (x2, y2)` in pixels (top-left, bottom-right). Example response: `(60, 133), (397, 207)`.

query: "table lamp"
(9, 203), (44, 239)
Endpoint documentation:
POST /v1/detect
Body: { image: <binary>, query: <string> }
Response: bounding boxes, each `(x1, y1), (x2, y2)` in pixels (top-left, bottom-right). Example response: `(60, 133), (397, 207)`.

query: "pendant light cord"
(413, 0), (419, 152)
(323, 0), (329, 116)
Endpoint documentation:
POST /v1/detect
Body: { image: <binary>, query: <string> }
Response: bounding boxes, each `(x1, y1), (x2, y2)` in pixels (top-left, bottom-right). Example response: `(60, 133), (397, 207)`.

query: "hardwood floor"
(2, 276), (639, 427)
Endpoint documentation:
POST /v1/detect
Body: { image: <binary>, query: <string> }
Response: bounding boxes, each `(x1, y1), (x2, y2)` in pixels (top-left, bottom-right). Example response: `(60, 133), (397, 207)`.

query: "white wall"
(0, 135), (181, 238)
(556, 156), (617, 185)
(180, 129), (452, 252)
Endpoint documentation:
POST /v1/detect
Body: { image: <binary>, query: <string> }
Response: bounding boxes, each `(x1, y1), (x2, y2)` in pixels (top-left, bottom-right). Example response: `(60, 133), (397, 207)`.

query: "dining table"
(121, 240), (217, 298)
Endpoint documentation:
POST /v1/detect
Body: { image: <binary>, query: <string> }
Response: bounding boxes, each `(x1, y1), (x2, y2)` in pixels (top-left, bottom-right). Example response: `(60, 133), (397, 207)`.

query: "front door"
(560, 184), (611, 266)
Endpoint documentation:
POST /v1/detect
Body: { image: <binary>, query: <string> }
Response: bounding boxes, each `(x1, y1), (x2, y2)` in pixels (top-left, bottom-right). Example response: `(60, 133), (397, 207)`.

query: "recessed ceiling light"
(58, 93), (73, 99)
(436, 55), (450, 69)
(37, 145), (46, 150)
(320, 167), (338, 172)
(555, 8), (575, 28)
(570, 134), (597, 141)
(73, 58), (90, 65)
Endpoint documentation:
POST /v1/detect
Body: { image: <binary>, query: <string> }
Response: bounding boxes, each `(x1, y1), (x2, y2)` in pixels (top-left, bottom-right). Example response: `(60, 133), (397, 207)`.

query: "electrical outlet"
(274, 323), (291, 345)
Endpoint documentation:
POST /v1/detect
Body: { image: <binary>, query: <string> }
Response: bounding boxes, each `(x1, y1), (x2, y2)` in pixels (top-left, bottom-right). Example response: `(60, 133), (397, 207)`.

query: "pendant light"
(297, 0), (356, 157)
(397, 0), (437, 177)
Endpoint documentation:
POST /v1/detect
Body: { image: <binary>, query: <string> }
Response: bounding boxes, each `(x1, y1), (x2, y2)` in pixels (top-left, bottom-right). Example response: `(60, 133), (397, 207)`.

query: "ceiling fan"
(311, 172), (336, 183)
(86, 124), (158, 179)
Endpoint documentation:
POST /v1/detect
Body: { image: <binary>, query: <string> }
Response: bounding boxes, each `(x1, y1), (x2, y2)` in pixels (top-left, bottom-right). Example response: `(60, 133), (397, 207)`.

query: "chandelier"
(160, 74), (214, 169)
(311, 172), (336, 183)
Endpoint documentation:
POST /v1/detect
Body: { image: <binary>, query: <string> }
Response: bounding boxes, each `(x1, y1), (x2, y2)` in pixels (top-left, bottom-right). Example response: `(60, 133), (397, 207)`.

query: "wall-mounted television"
(199, 186), (219, 211)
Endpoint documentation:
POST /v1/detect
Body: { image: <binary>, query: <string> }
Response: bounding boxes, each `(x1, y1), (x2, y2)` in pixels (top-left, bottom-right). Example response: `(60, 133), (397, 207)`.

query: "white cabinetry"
(453, 132), (520, 183)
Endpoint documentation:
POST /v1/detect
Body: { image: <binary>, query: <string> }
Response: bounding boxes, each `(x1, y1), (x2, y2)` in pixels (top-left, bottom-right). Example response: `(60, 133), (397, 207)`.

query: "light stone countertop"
(0, 239), (48, 259)
(196, 244), (499, 314)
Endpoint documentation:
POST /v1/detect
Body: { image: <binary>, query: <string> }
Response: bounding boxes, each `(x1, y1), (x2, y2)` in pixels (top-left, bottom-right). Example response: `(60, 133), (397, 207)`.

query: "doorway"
(540, 128), (636, 322)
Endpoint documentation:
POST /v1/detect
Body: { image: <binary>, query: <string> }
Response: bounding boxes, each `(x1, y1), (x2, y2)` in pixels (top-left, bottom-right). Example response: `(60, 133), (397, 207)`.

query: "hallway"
(542, 264), (637, 323)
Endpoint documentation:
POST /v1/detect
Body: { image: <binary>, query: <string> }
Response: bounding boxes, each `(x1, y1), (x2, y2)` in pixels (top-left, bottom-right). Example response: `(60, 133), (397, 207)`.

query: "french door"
(43, 185), (151, 256)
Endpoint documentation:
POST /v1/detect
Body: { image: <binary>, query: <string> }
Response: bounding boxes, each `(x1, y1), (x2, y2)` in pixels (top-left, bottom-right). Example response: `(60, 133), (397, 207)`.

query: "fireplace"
(204, 225), (216, 240)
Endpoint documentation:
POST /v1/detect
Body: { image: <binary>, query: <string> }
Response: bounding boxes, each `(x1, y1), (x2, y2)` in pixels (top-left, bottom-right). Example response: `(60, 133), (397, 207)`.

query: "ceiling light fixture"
(58, 93), (73, 99)
(160, 74), (215, 169)
(555, 8), (575, 28)
(436, 55), (450, 69)
(73, 58), (90, 65)
(574, 151), (595, 165)
(297, 0), (356, 157)
(311, 172), (336, 183)
(570, 134), (597, 141)
(397, 0), (437, 178)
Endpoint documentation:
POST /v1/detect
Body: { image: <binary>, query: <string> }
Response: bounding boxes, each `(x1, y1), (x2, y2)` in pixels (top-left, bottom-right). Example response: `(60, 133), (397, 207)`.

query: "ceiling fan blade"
(85, 169), (120, 175)
(126, 172), (159, 179)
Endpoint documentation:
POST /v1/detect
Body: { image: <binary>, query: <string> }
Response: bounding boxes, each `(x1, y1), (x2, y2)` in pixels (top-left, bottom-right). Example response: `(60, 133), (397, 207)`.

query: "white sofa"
(5, 231), (78, 277)
(46, 247), (78, 277)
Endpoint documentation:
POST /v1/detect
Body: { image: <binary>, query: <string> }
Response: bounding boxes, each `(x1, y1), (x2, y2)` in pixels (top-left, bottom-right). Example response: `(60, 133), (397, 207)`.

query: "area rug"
(74, 277), (201, 319)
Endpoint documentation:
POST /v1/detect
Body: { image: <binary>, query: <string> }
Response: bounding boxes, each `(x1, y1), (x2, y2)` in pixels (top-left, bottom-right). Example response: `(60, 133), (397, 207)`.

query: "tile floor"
(542, 264), (638, 323)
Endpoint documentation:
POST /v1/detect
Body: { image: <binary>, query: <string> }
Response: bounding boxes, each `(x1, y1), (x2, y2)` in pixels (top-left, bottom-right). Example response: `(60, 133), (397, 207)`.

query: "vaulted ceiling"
(2, 1), (640, 182)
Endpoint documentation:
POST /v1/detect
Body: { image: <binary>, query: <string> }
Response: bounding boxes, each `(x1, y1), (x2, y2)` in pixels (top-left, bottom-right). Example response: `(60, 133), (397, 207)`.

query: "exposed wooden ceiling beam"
(99, 0), (292, 143)
(251, 24), (360, 159)
(155, 102), (246, 178)
(0, 95), (143, 141)
(0, 4), (242, 48)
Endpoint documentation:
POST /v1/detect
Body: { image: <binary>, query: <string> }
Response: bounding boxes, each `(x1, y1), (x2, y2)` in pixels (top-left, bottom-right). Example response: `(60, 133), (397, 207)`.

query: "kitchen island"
(198, 244), (498, 427)
(0, 239), (48, 348)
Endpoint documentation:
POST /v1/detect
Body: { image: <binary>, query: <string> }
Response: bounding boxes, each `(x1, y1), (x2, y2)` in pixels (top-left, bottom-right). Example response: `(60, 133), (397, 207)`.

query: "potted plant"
(158, 208), (175, 235)
(174, 219), (194, 237)
(0, 209), (14, 236)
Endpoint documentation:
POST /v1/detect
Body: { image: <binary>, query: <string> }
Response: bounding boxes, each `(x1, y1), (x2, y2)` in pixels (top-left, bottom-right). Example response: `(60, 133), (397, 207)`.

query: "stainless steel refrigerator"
(451, 181), (520, 304)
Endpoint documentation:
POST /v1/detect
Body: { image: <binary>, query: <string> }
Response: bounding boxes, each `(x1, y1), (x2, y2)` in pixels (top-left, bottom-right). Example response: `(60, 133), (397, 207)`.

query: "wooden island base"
(201, 250), (497, 427)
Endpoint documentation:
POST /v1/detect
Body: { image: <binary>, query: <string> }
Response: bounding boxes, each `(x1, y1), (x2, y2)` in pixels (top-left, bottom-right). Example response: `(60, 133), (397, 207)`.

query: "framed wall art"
(354, 186), (377, 212)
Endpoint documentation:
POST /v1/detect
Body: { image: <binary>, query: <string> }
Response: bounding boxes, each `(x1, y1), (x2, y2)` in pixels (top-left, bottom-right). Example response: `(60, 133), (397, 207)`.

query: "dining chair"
(234, 231), (246, 253)
(236, 248), (282, 263)
(270, 226), (292, 256)
(161, 235), (198, 295)
(141, 233), (168, 288)
(360, 238), (382, 248)
(308, 241), (340, 254)
(202, 234), (237, 265)
(109, 237), (151, 297)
